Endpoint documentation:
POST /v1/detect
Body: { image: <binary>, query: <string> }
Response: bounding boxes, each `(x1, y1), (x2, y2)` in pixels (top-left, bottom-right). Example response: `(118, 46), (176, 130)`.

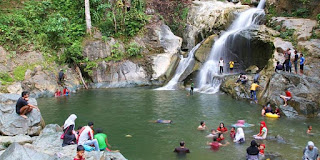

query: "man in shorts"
(16, 91), (40, 119)
(280, 89), (292, 106)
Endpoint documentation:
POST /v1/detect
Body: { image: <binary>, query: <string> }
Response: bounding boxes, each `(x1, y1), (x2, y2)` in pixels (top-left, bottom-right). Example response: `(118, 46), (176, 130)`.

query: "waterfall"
(196, 0), (266, 94)
(156, 43), (202, 90)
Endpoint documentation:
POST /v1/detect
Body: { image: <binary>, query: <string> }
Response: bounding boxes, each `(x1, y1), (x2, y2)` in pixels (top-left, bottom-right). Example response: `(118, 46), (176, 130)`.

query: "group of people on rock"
(218, 57), (237, 74)
(55, 87), (70, 97)
(275, 48), (306, 75)
(61, 114), (114, 160)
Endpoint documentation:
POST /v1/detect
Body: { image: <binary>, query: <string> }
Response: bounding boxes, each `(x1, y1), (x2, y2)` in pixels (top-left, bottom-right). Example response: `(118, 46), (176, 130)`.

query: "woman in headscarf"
(253, 121), (267, 140)
(62, 114), (77, 147)
(233, 127), (245, 143)
(246, 140), (259, 160)
(302, 141), (319, 160)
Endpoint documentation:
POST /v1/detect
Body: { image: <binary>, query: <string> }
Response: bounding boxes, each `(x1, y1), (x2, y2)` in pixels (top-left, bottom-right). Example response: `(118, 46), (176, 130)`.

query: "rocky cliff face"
(183, 1), (249, 50)
(0, 46), (81, 97)
(83, 22), (182, 88)
(220, 17), (320, 117)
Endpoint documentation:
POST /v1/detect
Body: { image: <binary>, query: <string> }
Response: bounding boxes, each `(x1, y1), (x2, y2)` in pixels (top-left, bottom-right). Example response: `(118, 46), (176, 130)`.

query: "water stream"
(197, 0), (266, 94)
(156, 43), (201, 90)
(38, 88), (320, 160)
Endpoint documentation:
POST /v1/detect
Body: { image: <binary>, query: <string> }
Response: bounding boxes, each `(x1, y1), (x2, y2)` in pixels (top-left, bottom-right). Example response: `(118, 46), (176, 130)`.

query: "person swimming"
(197, 121), (207, 130)
(206, 129), (217, 138)
(150, 119), (172, 124)
(231, 120), (254, 128)
(230, 127), (236, 139)
(217, 122), (228, 133)
(307, 125), (314, 135)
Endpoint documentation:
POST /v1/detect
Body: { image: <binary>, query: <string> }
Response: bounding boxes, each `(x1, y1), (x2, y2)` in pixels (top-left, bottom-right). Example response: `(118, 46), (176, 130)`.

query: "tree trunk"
(75, 64), (88, 89)
(85, 0), (92, 35)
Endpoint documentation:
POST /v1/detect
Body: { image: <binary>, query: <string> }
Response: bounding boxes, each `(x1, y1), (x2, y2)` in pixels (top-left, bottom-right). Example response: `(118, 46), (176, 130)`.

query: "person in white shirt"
(77, 122), (100, 151)
(219, 57), (224, 74)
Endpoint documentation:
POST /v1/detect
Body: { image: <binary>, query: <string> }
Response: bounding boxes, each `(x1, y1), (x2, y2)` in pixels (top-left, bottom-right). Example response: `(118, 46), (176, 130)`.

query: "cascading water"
(156, 43), (201, 90)
(196, 0), (266, 94)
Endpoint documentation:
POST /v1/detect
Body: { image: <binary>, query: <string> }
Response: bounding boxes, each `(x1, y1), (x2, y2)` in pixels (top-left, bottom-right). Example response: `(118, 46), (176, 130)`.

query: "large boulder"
(0, 143), (59, 160)
(150, 24), (182, 81)
(183, 1), (249, 50)
(270, 17), (317, 41)
(0, 94), (45, 136)
(0, 135), (34, 147)
(92, 60), (150, 88)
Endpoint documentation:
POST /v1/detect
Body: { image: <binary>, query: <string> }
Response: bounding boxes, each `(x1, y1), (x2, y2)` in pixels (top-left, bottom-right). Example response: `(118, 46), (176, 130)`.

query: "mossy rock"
(194, 34), (217, 63)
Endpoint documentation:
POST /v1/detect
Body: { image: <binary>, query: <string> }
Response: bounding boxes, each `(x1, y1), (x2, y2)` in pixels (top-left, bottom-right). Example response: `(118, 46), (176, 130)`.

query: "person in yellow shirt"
(250, 81), (261, 104)
(229, 61), (234, 73)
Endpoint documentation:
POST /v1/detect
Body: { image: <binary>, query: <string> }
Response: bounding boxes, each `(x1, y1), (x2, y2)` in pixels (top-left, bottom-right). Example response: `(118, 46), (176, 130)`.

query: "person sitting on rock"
(197, 121), (207, 130)
(275, 61), (283, 73)
(236, 73), (248, 84)
(74, 145), (85, 160)
(174, 141), (190, 154)
(16, 91), (40, 119)
(62, 114), (77, 147)
(280, 89), (292, 106)
(94, 128), (112, 151)
(77, 122), (100, 151)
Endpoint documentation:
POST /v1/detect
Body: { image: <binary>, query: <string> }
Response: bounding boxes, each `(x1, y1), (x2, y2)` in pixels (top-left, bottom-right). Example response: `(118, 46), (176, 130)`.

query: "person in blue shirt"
(300, 54), (306, 75)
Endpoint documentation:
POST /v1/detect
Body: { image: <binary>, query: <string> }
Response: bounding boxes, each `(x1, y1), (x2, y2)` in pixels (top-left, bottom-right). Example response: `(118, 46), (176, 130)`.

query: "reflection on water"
(38, 88), (320, 160)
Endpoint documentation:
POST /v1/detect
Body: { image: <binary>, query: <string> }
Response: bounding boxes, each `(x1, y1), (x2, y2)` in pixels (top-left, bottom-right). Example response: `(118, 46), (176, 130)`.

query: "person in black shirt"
(58, 69), (65, 85)
(293, 50), (299, 74)
(275, 61), (283, 73)
(174, 141), (190, 154)
(16, 91), (40, 119)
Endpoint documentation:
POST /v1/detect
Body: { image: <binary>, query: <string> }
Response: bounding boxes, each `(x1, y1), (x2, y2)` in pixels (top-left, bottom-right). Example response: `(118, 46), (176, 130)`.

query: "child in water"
(206, 129), (217, 138)
(307, 125), (313, 135)
(74, 145), (85, 160)
(230, 127), (236, 139)
(259, 143), (266, 158)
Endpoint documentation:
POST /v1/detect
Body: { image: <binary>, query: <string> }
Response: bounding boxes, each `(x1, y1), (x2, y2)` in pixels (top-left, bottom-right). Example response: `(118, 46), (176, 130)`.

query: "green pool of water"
(38, 88), (320, 160)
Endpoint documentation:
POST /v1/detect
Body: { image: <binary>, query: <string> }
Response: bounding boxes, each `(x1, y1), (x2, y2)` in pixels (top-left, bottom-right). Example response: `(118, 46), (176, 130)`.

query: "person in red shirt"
(280, 89), (292, 106)
(259, 143), (265, 158)
(207, 137), (229, 151)
(55, 89), (61, 97)
(74, 145), (85, 160)
(217, 133), (225, 142)
(230, 127), (236, 139)
(217, 123), (228, 133)
(63, 87), (70, 96)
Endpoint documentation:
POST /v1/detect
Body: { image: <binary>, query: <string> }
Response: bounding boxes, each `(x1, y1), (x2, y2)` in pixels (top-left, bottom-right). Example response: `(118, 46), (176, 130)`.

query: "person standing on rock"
(250, 81), (261, 104)
(293, 50), (299, 74)
(219, 57), (224, 74)
(16, 91), (40, 119)
(300, 54), (306, 75)
(190, 80), (194, 95)
(229, 60), (234, 73)
(58, 69), (65, 85)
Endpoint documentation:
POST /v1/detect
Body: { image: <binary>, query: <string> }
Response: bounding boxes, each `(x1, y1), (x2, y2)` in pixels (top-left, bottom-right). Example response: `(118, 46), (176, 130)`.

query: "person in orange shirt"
(250, 81), (261, 104)
(280, 89), (292, 106)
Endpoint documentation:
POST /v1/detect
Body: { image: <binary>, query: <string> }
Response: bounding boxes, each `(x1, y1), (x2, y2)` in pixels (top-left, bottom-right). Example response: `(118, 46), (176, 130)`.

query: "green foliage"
(111, 43), (124, 60)
(298, 0), (310, 4)
(126, 43), (142, 57)
(13, 66), (28, 81)
(0, 72), (14, 85)
(84, 61), (97, 76)
(280, 29), (295, 40)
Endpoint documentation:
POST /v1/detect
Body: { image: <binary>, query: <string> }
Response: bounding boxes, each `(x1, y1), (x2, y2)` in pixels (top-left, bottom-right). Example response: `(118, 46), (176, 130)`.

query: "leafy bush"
(111, 43), (124, 60)
(0, 72), (14, 85)
(13, 66), (27, 81)
(126, 43), (142, 57)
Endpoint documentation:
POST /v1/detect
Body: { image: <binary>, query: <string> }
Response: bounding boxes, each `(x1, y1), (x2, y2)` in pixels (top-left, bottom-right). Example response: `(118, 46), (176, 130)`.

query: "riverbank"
(0, 93), (127, 159)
